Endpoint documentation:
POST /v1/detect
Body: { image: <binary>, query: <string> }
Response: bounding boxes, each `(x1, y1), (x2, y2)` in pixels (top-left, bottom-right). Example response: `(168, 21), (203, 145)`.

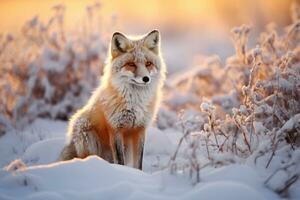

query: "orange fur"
(59, 30), (166, 170)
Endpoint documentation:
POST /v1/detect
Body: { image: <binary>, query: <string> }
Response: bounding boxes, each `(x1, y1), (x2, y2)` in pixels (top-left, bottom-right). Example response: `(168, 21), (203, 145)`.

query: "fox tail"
(59, 141), (77, 161)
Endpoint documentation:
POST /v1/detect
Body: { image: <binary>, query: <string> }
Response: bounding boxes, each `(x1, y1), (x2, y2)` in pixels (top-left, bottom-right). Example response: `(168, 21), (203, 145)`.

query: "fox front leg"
(133, 130), (145, 170)
(123, 128), (145, 169)
(137, 135), (145, 170)
(114, 133), (125, 165)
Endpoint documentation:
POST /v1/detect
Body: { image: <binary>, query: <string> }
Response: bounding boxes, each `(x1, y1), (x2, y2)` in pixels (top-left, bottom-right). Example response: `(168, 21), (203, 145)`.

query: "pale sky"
(0, 0), (292, 33)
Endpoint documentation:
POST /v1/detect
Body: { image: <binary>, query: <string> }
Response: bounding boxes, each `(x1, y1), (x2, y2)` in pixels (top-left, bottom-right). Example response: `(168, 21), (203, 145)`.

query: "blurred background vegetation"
(0, 0), (295, 69)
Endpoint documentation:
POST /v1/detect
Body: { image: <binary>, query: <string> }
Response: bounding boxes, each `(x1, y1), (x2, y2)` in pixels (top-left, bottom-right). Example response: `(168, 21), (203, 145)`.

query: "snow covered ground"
(1, 4), (300, 199)
(0, 118), (290, 200)
(0, 157), (279, 200)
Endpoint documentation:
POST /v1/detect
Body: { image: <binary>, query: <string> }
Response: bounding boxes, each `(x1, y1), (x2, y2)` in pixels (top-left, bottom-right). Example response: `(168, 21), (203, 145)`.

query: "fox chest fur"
(100, 83), (157, 130)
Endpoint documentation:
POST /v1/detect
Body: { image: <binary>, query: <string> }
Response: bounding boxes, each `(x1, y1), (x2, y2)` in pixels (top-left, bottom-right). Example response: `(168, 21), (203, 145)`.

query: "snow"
(0, 155), (279, 200)
(277, 113), (300, 135)
(253, 121), (268, 134)
(200, 102), (211, 112)
(0, 119), (66, 168)
(22, 138), (65, 165)
(0, 118), (286, 200)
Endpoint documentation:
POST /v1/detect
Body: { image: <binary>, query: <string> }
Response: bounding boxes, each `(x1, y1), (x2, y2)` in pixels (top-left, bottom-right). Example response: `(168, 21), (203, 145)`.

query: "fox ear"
(111, 32), (130, 58)
(143, 30), (160, 54)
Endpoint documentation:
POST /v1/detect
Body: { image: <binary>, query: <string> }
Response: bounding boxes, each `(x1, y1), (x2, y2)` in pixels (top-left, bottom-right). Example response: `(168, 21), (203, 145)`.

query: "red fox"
(59, 30), (166, 169)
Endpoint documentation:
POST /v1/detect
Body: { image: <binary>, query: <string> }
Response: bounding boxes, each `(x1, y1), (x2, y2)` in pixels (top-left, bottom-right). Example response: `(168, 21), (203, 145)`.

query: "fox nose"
(142, 76), (150, 83)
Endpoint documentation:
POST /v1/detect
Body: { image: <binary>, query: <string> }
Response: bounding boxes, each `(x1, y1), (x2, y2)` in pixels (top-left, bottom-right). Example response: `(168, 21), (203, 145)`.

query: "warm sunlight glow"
(0, 0), (292, 33)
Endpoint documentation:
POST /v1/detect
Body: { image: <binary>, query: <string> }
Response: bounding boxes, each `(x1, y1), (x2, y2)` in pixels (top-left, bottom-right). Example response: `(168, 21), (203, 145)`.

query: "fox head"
(103, 30), (165, 89)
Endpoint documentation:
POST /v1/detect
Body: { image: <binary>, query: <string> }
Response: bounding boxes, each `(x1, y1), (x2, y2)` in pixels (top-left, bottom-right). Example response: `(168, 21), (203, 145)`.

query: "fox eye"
(126, 62), (136, 67)
(145, 61), (153, 67)
(123, 62), (136, 72)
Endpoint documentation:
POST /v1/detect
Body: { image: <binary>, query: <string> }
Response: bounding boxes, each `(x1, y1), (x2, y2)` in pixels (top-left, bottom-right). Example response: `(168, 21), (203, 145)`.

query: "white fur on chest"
(101, 83), (156, 129)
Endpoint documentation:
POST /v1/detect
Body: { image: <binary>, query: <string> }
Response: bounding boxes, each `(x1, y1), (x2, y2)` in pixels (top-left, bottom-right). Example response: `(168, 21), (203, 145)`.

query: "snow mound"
(22, 138), (65, 165)
(0, 156), (279, 200)
(186, 181), (265, 200)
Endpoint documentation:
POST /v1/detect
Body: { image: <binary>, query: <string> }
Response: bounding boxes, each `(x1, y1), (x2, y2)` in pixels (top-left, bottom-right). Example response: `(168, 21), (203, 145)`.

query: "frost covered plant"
(0, 2), (115, 131)
(169, 111), (204, 184)
(231, 24), (251, 64)
(168, 3), (300, 196)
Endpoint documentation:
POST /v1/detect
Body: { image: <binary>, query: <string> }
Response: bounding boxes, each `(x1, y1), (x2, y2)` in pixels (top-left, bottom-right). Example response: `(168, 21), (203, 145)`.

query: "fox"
(59, 30), (166, 170)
